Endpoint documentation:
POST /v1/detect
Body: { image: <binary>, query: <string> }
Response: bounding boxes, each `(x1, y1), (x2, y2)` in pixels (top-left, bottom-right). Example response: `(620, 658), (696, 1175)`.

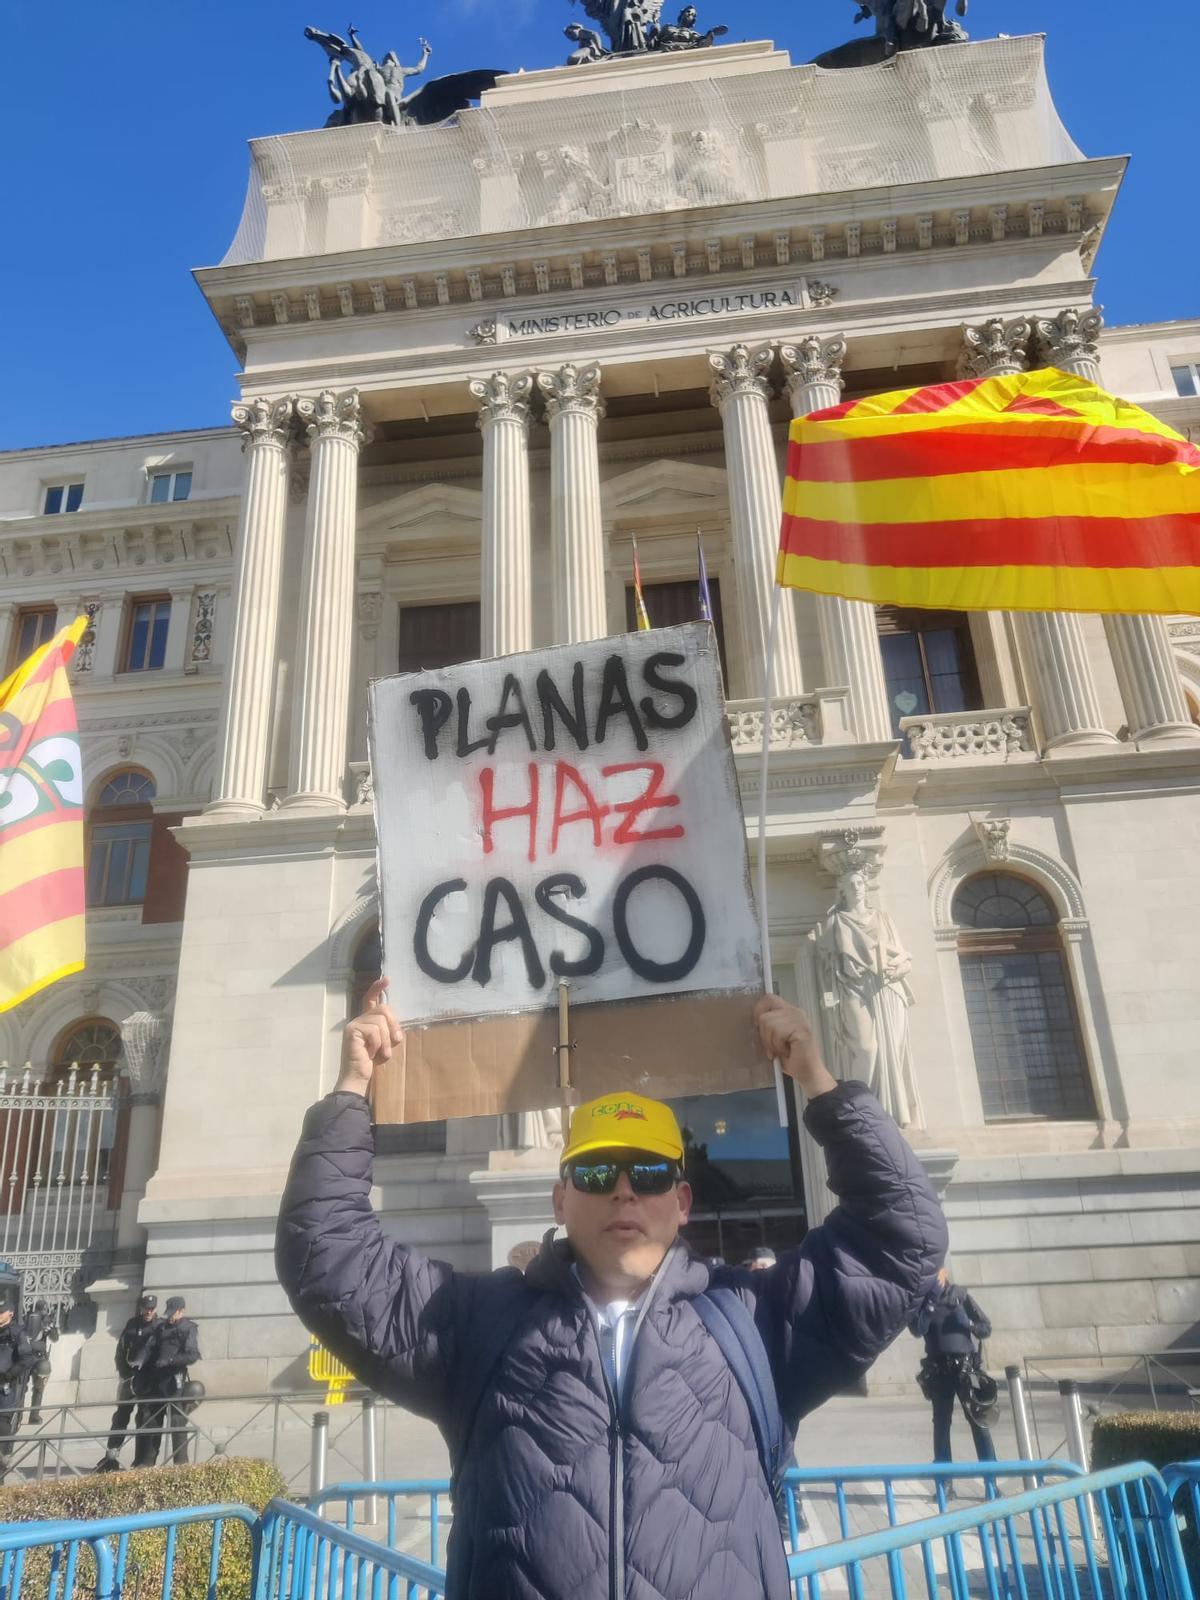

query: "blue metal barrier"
(256, 1497), (445, 1600)
(785, 1463), (1192, 1600)
(308, 1478), (451, 1566)
(0, 1502), (259, 1600)
(779, 1461), (1085, 1556)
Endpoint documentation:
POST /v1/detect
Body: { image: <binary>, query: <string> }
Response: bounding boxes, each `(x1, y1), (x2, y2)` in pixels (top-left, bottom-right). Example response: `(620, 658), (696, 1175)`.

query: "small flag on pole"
(0, 616), (88, 1013)
(632, 537), (651, 631)
(777, 368), (1200, 615)
(697, 534), (713, 624)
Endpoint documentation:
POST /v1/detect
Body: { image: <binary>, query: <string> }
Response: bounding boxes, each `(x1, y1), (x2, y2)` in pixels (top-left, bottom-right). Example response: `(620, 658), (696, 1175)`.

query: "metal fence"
(1022, 1351), (1200, 1460)
(785, 1463), (1194, 1600)
(0, 1063), (117, 1313)
(0, 1502), (259, 1600)
(256, 1499), (445, 1600)
(0, 1390), (395, 1495)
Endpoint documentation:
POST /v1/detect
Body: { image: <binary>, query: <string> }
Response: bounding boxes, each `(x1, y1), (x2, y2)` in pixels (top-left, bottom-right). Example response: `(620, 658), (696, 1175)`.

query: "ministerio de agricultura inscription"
(470, 279), (831, 344)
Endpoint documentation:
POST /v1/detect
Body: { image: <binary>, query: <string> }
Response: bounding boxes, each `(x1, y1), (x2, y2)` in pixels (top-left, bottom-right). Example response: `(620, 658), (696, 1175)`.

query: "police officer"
(0, 1308), (34, 1471)
(96, 1293), (161, 1472)
(912, 1267), (996, 1464)
(22, 1300), (59, 1426)
(134, 1296), (201, 1468)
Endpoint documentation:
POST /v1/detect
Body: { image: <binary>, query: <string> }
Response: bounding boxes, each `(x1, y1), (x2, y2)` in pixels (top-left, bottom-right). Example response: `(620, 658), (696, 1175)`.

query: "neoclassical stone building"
(2, 31), (1200, 1396)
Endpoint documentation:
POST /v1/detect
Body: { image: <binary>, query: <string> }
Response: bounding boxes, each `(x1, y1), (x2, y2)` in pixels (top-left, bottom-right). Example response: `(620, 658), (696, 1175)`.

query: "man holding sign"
(276, 982), (946, 1600)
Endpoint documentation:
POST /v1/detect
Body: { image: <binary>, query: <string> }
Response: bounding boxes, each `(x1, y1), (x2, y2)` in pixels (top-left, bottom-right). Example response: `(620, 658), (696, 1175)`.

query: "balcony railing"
(725, 689), (853, 752)
(898, 707), (1037, 761)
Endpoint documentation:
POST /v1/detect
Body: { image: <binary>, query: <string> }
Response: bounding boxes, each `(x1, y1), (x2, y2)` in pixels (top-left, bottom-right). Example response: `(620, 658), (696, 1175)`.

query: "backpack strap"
(694, 1286), (788, 1501)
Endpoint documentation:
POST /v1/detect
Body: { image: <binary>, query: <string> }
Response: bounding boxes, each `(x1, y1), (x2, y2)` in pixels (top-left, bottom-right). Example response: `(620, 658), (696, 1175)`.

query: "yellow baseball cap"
(561, 1092), (684, 1166)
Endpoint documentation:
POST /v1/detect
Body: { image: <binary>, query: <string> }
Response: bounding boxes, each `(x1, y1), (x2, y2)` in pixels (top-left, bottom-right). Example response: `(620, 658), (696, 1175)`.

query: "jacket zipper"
(584, 1244), (680, 1600)
(583, 1308), (622, 1600)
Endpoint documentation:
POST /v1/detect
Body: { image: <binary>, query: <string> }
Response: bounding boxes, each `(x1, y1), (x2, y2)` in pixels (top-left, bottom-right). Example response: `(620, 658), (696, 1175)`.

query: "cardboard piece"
(367, 623), (769, 1122)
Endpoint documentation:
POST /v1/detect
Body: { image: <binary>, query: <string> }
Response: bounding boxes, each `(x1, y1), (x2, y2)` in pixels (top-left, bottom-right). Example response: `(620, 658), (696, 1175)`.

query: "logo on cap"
(614, 1108), (647, 1121)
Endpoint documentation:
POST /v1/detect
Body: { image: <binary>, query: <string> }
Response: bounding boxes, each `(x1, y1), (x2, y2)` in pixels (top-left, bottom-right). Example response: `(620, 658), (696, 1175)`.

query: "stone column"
(709, 344), (804, 698)
(209, 397), (295, 816)
(163, 587), (194, 674)
(958, 318), (1116, 749)
(781, 335), (891, 740)
(1035, 308), (1200, 745)
(537, 363), (607, 645)
(0, 602), (16, 674)
(285, 389), (368, 810)
(471, 372), (534, 657)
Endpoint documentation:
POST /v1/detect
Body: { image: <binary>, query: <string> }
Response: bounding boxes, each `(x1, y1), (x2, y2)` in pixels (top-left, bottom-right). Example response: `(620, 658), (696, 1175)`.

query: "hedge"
(1090, 1409), (1200, 1472)
(1091, 1411), (1200, 1586)
(0, 1456), (285, 1600)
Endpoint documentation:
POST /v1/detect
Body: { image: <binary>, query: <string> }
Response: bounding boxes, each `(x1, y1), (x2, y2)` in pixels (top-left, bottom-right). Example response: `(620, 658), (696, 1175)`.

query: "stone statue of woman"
(812, 871), (922, 1127)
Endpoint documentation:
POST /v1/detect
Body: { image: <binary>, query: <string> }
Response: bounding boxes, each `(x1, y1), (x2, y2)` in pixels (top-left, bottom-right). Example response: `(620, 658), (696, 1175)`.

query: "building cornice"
(198, 157), (1123, 368)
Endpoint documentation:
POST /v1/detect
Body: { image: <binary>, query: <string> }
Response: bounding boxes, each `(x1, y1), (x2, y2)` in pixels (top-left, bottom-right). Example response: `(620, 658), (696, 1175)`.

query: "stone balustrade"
(725, 688), (854, 752)
(899, 707), (1037, 761)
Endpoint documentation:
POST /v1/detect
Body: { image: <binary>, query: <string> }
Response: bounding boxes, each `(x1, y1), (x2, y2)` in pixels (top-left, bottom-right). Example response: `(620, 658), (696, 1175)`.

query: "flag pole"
(756, 582), (789, 1127)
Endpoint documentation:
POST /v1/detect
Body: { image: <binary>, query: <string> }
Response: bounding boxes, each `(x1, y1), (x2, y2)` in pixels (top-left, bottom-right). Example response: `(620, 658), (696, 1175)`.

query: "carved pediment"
(603, 460), (728, 523)
(357, 482), (483, 552)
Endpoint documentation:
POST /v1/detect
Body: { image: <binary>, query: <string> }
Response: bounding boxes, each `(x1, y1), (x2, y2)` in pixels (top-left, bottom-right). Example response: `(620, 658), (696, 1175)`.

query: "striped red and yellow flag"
(778, 368), (1200, 614)
(0, 616), (88, 1012)
(632, 537), (652, 631)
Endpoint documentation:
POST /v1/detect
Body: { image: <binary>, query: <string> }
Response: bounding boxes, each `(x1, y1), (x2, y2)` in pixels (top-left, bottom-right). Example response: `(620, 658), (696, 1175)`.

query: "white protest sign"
(368, 624), (762, 1036)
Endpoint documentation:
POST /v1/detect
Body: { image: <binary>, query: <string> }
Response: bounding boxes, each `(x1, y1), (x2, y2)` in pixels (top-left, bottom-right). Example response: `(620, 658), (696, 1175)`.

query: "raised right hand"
(337, 978), (403, 1098)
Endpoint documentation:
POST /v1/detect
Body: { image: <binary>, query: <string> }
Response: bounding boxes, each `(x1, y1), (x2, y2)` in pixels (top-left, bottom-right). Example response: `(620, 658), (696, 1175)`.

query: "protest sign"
(367, 623), (770, 1122)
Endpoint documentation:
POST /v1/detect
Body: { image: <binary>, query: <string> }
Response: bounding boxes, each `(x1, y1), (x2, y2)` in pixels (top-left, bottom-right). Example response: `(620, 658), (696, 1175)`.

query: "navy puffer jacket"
(276, 1080), (947, 1600)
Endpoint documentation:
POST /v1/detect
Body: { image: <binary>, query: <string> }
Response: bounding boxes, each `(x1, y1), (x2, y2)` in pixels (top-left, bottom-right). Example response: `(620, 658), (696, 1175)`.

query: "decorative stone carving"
(190, 593), (216, 664)
(809, 226), (825, 263)
(971, 816), (1012, 864)
(468, 319), (498, 347)
(120, 1010), (170, 1095)
(470, 371), (534, 426)
(811, 849), (921, 1128)
(336, 285), (355, 317)
(349, 763), (374, 807)
(845, 221), (861, 258)
(537, 362), (604, 421)
(958, 317), (1031, 380)
(726, 698), (819, 750)
(901, 709), (1035, 760)
(116, 736), (133, 760)
(231, 396), (295, 451)
(682, 128), (740, 207)
(356, 592), (383, 642)
(917, 214), (934, 248)
(708, 343), (774, 406)
(535, 145), (610, 226)
(780, 335), (847, 407)
(608, 121), (682, 215)
(1034, 306), (1103, 371)
(296, 388), (367, 446)
(380, 206), (460, 245)
(73, 602), (100, 674)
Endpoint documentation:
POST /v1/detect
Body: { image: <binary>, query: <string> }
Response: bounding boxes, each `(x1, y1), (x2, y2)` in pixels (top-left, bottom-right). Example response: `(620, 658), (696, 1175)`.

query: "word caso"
(413, 865), (706, 991)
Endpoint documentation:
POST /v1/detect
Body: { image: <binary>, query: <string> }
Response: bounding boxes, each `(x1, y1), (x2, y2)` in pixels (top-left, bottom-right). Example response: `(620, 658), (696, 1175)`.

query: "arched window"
(953, 872), (1095, 1122)
(87, 770), (156, 908)
(50, 1018), (125, 1188)
(348, 923), (446, 1155)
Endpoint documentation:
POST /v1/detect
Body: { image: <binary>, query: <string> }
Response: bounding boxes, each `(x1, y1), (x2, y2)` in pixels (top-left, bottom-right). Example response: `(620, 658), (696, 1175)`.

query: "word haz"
(368, 625), (761, 1026)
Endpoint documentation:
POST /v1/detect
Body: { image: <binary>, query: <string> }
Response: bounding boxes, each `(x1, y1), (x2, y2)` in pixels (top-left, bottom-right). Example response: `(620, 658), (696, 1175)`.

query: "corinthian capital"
(537, 363), (604, 422)
(779, 335), (847, 399)
(231, 395), (295, 450)
(708, 343), (774, 408)
(470, 371), (534, 428)
(1033, 306), (1103, 370)
(296, 388), (369, 447)
(958, 316), (1031, 379)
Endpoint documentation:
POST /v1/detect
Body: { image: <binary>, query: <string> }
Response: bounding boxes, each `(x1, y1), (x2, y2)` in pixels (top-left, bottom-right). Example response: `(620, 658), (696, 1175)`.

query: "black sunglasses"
(565, 1155), (680, 1197)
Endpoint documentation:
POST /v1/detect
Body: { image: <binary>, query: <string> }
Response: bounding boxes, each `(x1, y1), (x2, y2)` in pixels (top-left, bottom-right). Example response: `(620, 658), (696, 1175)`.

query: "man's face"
(140, 1306), (156, 1322)
(553, 1150), (691, 1293)
(0, 1311), (13, 1331)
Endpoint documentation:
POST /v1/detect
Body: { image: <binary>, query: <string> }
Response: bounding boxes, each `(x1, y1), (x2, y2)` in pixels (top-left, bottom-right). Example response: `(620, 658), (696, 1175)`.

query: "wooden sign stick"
(557, 978), (574, 1127)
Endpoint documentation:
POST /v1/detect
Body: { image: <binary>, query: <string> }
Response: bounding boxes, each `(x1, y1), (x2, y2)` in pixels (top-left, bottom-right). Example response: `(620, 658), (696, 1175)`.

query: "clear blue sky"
(1, 0), (1189, 451)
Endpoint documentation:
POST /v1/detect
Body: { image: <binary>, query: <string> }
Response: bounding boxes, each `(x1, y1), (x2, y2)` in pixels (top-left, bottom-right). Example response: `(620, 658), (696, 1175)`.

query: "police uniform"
(22, 1301), (59, 1424)
(0, 1317), (34, 1464)
(133, 1296), (201, 1468)
(96, 1295), (161, 1471)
